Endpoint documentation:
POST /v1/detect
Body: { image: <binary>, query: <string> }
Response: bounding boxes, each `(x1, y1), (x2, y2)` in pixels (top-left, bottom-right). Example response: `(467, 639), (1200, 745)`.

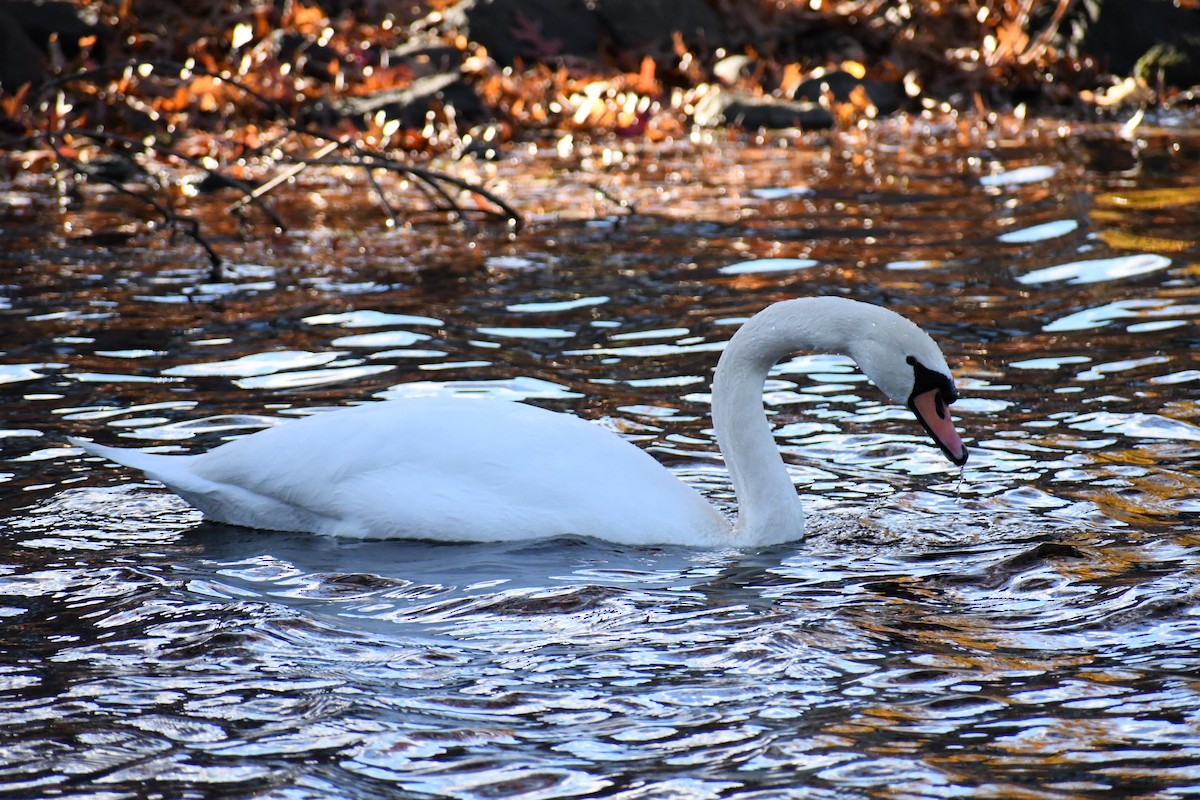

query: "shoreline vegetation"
(1, 0), (1197, 268)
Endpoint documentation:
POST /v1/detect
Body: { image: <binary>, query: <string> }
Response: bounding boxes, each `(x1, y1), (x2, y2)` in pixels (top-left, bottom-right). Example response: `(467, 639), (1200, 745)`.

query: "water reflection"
(1018, 253), (1173, 285)
(2, 122), (1200, 796)
(997, 219), (1079, 243)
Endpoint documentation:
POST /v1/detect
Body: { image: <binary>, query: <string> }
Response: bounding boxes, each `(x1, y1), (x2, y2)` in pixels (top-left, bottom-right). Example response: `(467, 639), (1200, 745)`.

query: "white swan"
(71, 296), (967, 547)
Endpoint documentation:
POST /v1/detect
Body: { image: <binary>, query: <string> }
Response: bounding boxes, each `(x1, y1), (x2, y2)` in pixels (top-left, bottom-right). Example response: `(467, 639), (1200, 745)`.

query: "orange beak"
(910, 388), (968, 466)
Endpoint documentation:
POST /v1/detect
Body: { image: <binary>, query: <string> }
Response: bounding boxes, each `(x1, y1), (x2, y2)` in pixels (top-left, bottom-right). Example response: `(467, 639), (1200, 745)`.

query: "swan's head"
(847, 315), (969, 467)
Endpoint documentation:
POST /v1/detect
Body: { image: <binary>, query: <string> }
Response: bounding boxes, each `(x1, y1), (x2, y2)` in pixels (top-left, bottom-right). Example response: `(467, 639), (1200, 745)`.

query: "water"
(2, 118), (1200, 798)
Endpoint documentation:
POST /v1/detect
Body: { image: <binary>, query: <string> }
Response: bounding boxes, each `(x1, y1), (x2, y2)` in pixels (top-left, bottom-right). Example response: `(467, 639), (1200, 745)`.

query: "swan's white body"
(76, 398), (730, 546)
(73, 297), (968, 547)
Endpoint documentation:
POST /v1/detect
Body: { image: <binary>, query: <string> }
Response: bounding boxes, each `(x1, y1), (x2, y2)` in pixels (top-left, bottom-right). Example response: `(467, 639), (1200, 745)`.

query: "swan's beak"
(909, 388), (969, 466)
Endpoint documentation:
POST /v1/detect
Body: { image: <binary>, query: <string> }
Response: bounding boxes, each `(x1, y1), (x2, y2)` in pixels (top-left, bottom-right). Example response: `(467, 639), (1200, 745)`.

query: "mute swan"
(71, 296), (967, 547)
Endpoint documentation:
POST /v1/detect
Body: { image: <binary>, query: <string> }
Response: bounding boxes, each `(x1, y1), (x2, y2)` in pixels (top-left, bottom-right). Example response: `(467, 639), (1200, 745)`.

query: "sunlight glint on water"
(2, 124), (1200, 798)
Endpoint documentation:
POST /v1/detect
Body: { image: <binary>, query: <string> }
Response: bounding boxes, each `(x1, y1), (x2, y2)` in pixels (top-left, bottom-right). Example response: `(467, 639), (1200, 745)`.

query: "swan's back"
(79, 398), (729, 545)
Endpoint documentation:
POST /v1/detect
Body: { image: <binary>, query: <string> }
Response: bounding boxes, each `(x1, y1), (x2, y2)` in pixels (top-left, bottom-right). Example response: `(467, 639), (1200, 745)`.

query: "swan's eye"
(908, 357), (958, 408)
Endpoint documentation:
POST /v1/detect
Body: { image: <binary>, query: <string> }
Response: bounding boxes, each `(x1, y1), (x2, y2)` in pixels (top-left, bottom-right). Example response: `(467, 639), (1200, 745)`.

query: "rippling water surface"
(3, 120), (1200, 798)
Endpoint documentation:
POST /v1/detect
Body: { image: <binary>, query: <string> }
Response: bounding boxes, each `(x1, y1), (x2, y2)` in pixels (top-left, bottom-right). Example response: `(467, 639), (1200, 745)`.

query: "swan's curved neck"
(712, 298), (857, 542)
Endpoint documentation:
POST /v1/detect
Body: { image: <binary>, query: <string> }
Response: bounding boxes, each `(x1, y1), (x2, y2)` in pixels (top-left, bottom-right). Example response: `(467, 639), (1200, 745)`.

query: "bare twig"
(25, 57), (524, 271)
(308, 154), (523, 230)
(56, 126), (288, 232)
(43, 128), (224, 274)
(362, 166), (401, 228)
(1019, 0), (1074, 66)
(587, 182), (638, 216)
(225, 139), (340, 214)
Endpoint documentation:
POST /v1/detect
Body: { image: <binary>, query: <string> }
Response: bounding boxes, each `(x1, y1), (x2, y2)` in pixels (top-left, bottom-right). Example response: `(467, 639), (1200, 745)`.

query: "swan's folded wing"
(183, 398), (728, 544)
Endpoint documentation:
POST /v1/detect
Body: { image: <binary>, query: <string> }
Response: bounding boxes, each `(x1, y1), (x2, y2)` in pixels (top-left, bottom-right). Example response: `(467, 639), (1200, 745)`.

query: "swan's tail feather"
(72, 436), (339, 534)
(69, 437), (206, 495)
(73, 437), (165, 470)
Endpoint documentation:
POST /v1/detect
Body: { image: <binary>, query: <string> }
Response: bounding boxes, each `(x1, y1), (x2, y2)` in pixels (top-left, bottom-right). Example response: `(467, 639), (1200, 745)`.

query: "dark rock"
(594, 0), (729, 52)
(388, 36), (462, 78)
(0, 0), (97, 90)
(791, 70), (905, 115)
(442, 0), (733, 67)
(78, 155), (144, 184)
(277, 31), (341, 82)
(693, 88), (834, 130)
(0, 10), (47, 90)
(194, 170), (257, 194)
(442, 0), (601, 66)
(2, 0), (94, 50)
(1071, 0), (1200, 88)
